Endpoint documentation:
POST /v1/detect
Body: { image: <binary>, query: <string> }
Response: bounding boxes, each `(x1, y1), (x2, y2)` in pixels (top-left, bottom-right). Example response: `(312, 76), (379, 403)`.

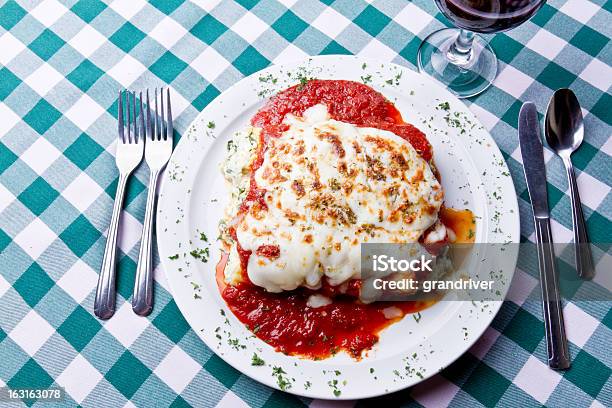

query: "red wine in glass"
(435, 0), (545, 33)
(418, 0), (546, 97)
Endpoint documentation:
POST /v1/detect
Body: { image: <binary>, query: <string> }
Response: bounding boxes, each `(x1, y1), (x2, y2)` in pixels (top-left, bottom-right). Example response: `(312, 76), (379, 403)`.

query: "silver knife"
(518, 102), (570, 370)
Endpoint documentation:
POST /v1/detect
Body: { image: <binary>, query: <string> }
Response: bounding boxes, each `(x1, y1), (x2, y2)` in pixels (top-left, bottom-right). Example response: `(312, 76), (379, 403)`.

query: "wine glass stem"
(447, 29), (475, 67)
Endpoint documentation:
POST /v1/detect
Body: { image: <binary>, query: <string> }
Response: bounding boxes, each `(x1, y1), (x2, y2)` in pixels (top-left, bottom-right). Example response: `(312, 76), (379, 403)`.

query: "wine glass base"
(417, 28), (497, 99)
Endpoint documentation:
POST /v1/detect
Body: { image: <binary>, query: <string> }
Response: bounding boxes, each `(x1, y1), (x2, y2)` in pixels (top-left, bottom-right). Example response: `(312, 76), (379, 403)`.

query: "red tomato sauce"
(251, 79), (432, 161)
(219, 80), (456, 359)
(223, 282), (433, 359)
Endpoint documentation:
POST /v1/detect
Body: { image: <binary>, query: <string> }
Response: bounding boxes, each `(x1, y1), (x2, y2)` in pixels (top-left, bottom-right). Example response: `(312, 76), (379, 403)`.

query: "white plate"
(156, 55), (519, 400)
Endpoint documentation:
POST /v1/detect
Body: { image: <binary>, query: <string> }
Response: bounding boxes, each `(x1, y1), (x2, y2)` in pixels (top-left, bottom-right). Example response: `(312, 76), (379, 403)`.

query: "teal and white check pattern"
(0, 0), (610, 406)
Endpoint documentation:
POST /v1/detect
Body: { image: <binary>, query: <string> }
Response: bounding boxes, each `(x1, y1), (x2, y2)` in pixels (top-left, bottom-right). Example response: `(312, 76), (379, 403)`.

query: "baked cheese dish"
(214, 79), (472, 359)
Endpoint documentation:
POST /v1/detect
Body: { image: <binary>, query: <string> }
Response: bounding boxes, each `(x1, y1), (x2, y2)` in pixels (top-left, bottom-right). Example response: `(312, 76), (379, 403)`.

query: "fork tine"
(126, 90), (132, 143)
(146, 89), (152, 141)
(166, 88), (172, 142)
(160, 87), (165, 140)
(139, 92), (144, 144)
(154, 88), (160, 141)
(132, 91), (138, 143)
(118, 90), (125, 144)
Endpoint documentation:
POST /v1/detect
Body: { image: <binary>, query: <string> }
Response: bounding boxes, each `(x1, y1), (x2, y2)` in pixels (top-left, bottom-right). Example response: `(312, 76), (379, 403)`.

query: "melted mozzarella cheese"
(222, 105), (443, 292)
(219, 127), (260, 247)
(306, 294), (332, 308)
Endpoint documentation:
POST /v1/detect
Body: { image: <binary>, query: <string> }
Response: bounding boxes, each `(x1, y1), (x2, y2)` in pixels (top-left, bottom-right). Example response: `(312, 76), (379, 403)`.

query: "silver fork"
(132, 88), (173, 316)
(95, 91), (144, 320)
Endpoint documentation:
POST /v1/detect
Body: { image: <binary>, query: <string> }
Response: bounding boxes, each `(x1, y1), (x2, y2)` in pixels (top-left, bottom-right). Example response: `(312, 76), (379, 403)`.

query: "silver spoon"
(545, 89), (594, 280)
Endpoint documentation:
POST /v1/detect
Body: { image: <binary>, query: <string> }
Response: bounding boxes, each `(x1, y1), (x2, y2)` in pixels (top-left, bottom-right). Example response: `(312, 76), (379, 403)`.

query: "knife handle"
(534, 216), (570, 370)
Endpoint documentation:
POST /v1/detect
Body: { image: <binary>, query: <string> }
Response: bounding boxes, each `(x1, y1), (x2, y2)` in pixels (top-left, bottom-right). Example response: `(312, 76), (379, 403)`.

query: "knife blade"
(519, 102), (549, 218)
(518, 101), (570, 370)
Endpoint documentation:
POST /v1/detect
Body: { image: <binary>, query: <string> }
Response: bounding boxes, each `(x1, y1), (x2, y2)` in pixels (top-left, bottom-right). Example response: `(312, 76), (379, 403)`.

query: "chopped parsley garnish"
(385, 72), (402, 86)
(228, 337), (245, 350)
(258, 73), (278, 84)
(328, 379), (341, 397)
(207, 121), (215, 129)
(168, 254), (179, 260)
(437, 101), (450, 111)
(251, 353), (265, 366)
(295, 72), (312, 90)
(190, 247), (209, 262)
(272, 366), (292, 391)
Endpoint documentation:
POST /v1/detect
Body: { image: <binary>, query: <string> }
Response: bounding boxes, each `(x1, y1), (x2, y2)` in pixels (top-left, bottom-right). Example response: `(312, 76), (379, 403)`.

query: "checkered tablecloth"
(0, 0), (610, 406)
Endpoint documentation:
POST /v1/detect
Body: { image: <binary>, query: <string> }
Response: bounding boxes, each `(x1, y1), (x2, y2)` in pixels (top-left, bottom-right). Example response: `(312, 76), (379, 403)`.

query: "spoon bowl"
(545, 89), (584, 157)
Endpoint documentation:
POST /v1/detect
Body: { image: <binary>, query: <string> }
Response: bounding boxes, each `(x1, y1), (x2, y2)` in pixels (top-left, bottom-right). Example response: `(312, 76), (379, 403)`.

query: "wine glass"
(418, 0), (546, 98)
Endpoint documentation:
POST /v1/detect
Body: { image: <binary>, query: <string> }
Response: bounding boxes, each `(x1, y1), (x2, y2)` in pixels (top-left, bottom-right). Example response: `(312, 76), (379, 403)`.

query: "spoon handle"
(563, 157), (594, 280)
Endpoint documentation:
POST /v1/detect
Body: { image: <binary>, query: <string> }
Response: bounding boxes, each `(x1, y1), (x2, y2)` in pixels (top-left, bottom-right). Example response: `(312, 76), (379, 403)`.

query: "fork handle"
(132, 170), (160, 316)
(95, 174), (128, 319)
